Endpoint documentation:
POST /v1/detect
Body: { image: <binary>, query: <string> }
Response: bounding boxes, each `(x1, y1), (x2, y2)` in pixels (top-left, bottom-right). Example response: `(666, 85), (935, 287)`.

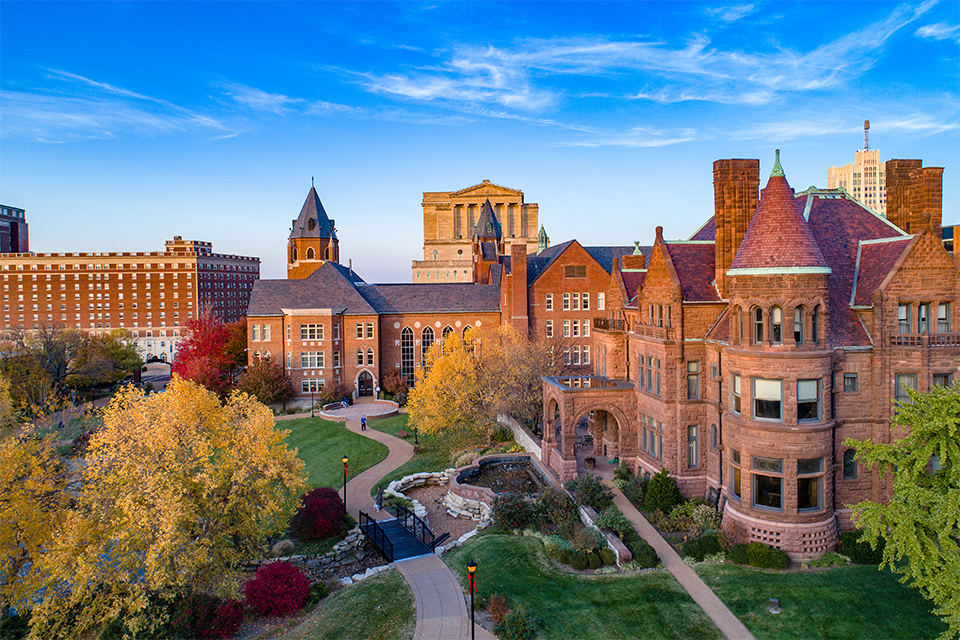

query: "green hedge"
(729, 541), (790, 569)
(838, 530), (885, 565)
(681, 532), (723, 561)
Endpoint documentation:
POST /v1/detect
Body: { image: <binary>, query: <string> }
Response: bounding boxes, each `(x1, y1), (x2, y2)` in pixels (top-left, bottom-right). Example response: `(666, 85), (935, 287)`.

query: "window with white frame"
(572, 345), (581, 365)
(898, 304), (911, 334)
(301, 323), (323, 340)
(563, 320), (571, 337)
(582, 293), (589, 310)
(572, 293), (580, 311)
(563, 293), (570, 310)
(252, 324), (259, 341)
(597, 292), (605, 310)
(301, 351), (324, 368)
(366, 322), (374, 339)
(753, 378), (782, 420)
(582, 319), (590, 337)
(356, 349), (364, 366)
(262, 324), (270, 341)
(302, 379), (322, 393)
(356, 322), (364, 339)
(545, 320), (553, 338)
(794, 306), (805, 345)
(771, 307), (783, 344)
(545, 293), (553, 311)
(937, 303), (951, 333)
(797, 379), (821, 421)
(563, 346), (571, 365)
(333, 351), (340, 367)
(367, 349), (375, 366)
(582, 345), (590, 364)
(572, 320), (580, 337)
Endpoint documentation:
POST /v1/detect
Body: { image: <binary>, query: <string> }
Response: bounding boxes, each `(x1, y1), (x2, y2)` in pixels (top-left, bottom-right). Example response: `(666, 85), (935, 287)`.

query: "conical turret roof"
(289, 186), (337, 240)
(728, 151), (829, 274)
(472, 199), (502, 240)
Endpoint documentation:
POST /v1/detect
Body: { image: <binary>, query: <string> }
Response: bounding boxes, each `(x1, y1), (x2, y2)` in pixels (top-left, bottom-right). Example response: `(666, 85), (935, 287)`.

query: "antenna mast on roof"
(863, 120), (870, 151)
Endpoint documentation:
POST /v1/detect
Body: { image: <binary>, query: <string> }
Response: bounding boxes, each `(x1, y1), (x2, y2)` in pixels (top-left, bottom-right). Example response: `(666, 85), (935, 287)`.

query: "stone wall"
(498, 414), (542, 459)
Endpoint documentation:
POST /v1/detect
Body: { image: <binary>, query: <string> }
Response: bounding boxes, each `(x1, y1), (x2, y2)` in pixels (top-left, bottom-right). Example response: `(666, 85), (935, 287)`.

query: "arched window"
(324, 247), (330, 260)
(843, 449), (857, 479)
(733, 306), (742, 343)
(812, 306), (820, 344)
(366, 349), (374, 366)
(771, 307), (783, 345)
(263, 350), (271, 360)
(306, 247), (315, 260)
(356, 349), (364, 366)
(401, 327), (414, 384)
(794, 306), (805, 345)
(253, 351), (261, 362)
(291, 247), (298, 262)
(753, 307), (764, 344)
(421, 327), (435, 363)
(308, 218), (316, 231)
(463, 326), (475, 354)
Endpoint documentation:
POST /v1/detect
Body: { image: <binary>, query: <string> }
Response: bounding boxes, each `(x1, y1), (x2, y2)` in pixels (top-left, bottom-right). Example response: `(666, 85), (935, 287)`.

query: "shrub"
(306, 581), (330, 605)
(838, 530), (885, 565)
(495, 609), (540, 640)
(622, 474), (648, 508)
(807, 551), (851, 568)
(645, 469), (684, 513)
(628, 537), (659, 568)
(588, 551), (602, 569)
(290, 487), (346, 541)
(488, 595), (510, 624)
(599, 547), (616, 565)
(568, 551), (590, 570)
(648, 509), (693, 533)
(729, 542), (790, 569)
(593, 506), (633, 539)
(691, 504), (722, 532)
(492, 493), (536, 530)
(545, 534), (573, 551)
(534, 486), (577, 525)
(172, 593), (244, 639)
(0, 611), (30, 640)
(681, 532), (723, 562)
(564, 474), (614, 511)
(244, 561), (311, 617)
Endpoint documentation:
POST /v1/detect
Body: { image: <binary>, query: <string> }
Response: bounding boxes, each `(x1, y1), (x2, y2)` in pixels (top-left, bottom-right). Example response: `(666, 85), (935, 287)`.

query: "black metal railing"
(392, 504), (436, 550)
(359, 511), (394, 562)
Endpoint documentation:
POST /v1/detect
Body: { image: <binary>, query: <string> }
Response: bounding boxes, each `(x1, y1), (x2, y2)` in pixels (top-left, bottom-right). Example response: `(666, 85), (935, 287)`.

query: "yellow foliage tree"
(29, 377), (307, 638)
(0, 433), (68, 617)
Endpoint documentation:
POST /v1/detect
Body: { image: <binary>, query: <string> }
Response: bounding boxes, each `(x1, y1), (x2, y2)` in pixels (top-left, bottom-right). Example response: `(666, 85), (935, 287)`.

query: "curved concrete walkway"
(339, 416), (495, 640)
(605, 479), (755, 640)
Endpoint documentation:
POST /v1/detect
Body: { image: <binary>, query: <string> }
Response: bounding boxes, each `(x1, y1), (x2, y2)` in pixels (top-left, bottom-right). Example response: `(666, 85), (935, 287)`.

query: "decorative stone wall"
(578, 504), (633, 565)
(497, 414), (542, 460)
(248, 526), (370, 573)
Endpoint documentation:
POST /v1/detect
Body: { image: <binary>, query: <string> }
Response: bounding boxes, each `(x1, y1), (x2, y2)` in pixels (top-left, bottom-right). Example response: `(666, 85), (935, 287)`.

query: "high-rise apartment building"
(0, 205), (29, 253)
(827, 122), (887, 215)
(0, 236), (259, 361)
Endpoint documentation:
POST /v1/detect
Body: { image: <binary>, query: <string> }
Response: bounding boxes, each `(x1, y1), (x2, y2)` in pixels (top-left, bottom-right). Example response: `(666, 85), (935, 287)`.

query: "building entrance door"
(358, 371), (374, 396)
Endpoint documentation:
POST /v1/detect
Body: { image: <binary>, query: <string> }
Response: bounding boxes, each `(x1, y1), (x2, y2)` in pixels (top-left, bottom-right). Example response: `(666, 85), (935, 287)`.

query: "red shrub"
(243, 561), (311, 617)
(173, 593), (245, 638)
(289, 487), (345, 540)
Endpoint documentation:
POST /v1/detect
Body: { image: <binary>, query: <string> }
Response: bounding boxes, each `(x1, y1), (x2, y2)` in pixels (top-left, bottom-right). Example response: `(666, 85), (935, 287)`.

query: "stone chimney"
(713, 159), (760, 298)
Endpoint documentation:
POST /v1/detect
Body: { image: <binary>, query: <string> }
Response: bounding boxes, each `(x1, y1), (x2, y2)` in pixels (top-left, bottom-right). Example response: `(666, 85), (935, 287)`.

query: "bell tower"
(288, 182), (339, 279)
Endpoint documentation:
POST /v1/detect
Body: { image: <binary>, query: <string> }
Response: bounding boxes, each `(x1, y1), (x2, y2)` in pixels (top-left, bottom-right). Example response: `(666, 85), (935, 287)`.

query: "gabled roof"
(851, 237), (915, 306)
(357, 283), (500, 314)
(526, 239), (576, 285)
(472, 199), (503, 240)
(248, 261), (370, 316)
(706, 308), (730, 342)
(585, 246), (644, 273)
(289, 186), (337, 240)
(689, 217), (716, 241)
(729, 155), (828, 274)
(664, 242), (721, 302)
(450, 180), (522, 198)
(619, 271), (646, 300)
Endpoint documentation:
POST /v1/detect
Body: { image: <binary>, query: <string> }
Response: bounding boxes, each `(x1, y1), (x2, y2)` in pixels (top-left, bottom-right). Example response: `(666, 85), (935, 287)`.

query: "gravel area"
(405, 484), (482, 541)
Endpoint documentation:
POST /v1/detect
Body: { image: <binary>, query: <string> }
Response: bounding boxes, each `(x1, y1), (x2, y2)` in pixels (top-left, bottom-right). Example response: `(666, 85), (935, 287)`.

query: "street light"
(311, 384), (315, 418)
(467, 560), (477, 640)
(414, 423), (419, 446)
(342, 455), (349, 518)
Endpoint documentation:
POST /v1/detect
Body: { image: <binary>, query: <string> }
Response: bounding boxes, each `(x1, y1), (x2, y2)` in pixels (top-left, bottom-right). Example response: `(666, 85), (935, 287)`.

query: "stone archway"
(356, 370), (375, 397)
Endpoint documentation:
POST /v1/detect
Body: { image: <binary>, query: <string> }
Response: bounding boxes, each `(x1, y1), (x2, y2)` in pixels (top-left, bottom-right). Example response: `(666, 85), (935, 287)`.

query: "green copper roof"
(770, 149), (784, 178)
(537, 224), (548, 254)
(633, 241), (643, 255)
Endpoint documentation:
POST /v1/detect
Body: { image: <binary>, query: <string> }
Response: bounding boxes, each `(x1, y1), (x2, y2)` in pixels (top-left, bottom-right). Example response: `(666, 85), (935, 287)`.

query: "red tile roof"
(619, 271), (646, 300)
(852, 238), (914, 306)
(706, 309), (730, 342)
(664, 242), (720, 302)
(730, 175), (828, 271)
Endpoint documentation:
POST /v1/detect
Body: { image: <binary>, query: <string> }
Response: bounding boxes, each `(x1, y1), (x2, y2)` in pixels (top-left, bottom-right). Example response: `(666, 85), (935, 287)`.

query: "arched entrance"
(357, 371), (374, 397)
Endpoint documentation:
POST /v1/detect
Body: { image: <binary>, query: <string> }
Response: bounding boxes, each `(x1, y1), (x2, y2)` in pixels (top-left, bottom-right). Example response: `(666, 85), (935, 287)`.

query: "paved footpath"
(336, 414), (495, 640)
(605, 479), (756, 640)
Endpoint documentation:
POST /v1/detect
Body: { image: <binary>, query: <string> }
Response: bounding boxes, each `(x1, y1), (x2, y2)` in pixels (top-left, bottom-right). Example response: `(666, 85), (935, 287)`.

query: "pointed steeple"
(472, 199), (502, 240)
(537, 224), (549, 254)
(289, 186), (337, 241)
(728, 152), (830, 274)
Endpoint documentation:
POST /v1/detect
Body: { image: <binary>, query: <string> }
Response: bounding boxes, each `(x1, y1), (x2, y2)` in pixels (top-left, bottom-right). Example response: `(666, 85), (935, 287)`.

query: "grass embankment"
(445, 533), (724, 640)
(280, 570), (415, 640)
(280, 417), (389, 489)
(697, 563), (947, 640)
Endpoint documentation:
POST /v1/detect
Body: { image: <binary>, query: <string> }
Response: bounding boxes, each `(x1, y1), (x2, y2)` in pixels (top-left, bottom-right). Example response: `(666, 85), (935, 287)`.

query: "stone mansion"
(246, 152), (959, 557)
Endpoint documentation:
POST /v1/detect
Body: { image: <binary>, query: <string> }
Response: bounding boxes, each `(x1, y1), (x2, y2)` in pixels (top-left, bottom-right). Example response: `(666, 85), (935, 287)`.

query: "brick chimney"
(510, 243), (529, 333)
(714, 159), (760, 298)
(886, 160), (943, 237)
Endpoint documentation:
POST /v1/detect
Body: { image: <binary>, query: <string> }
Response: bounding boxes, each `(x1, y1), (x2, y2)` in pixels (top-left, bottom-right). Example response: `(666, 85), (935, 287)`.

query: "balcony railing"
(593, 318), (628, 332)
(890, 332), (960, 347)
(633, 323), (676, 341)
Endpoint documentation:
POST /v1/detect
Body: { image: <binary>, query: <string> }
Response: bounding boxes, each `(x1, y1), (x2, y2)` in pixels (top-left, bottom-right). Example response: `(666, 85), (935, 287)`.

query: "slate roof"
(289, 187), (337, 240)
(851, 237), (914, 307)
(356, 283), (500, 314)
(619, 271), (646, 300)
(247, 261), (371, 316)
(526, 240), (576, 285)
(585, 246), (643, 273)
(689, 217), (716, 241)
(664, 242), (721, 302)
(481, 241), (499, 261)
(248, 260), (499, 317)
(729, 173), (828, 271)
(473, 199), (502, 240)
(706, 309), (730, 342)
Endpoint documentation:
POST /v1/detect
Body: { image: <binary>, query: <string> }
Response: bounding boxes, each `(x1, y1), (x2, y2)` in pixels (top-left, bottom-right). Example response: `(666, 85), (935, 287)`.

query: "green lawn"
(696, 563), (947, 640)
(445, 533), (724, 640)
(280, 417), (389, 489)
(280, 570), (415, 640)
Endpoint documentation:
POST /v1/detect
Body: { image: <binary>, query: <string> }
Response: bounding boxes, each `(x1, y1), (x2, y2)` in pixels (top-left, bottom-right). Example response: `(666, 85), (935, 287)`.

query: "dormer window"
(486, 223), (492, 233)
(308, 219), (316, 231)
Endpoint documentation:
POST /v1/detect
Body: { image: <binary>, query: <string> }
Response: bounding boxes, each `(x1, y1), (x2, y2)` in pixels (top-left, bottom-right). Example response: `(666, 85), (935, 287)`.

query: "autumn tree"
(30, 378), (307, 638)
(238, 357), (293, 407)
(845, 384), (960, 639)
(0, 432), (69, 617)
(172, 308), (234, 395)
(65, 329), (142, 389)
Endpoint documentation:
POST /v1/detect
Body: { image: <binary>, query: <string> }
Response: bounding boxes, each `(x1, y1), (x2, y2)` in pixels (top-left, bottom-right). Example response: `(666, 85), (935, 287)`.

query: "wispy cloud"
(704, 4), (758, 23)
(557, 126), (698, 148)
(723, 112), (958, 142)
(220, 83), (304, 115)
(1, 73), (228, 143)
(915, 22), (960, 42)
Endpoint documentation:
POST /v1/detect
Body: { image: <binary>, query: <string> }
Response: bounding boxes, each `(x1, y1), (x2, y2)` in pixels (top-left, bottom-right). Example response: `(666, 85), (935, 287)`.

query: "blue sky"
(1, 1), (957, 281)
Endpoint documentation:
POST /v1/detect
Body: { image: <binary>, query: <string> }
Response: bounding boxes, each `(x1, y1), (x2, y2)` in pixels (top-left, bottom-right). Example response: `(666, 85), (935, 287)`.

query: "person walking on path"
(375, 486), (383, 512)
(361, 415), (367, 431)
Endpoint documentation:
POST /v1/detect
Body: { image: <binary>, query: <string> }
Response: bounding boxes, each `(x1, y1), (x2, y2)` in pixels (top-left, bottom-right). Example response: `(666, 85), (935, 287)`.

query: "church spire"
(537, 224), (549, 254)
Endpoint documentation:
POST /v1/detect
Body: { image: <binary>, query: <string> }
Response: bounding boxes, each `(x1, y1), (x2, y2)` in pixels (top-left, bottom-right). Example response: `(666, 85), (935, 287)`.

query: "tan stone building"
(0, 236), (259, 361)
(412, 180), (540, 283)
(828, 149), (887, 215)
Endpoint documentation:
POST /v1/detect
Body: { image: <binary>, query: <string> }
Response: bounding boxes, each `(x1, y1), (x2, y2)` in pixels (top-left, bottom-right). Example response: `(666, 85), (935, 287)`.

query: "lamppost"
(414, 424), (419, 446)
(467, 560), (477, 640)
(311, 384), (315, 418)
(342, 455), (349, 518)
